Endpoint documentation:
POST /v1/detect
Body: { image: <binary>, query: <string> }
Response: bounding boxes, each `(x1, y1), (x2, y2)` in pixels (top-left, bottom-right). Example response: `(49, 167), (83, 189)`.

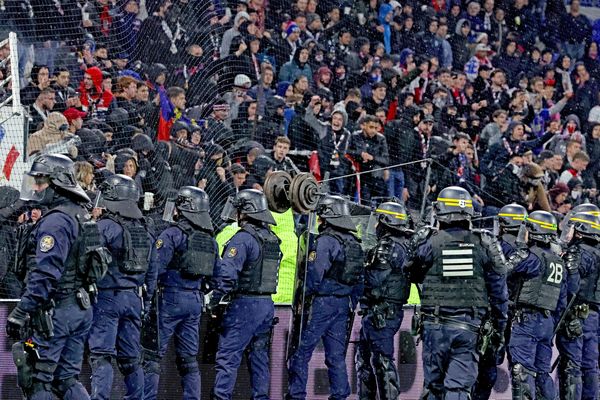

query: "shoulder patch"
(308, 251), (316, 262)
(39, 235), (55, 253)
(155, 239), (163, 249)
(227, 247), (238, 258)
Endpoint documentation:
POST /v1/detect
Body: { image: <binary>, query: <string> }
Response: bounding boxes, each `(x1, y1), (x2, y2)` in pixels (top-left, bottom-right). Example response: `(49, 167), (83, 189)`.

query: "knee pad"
(116, 356), (140, 376)
(176, 355), (199, 377)
(511, 363), (535, 400)
(89, 353), (112, 370)
(249, 332), (270, 352)
(51, 376), (77, 398)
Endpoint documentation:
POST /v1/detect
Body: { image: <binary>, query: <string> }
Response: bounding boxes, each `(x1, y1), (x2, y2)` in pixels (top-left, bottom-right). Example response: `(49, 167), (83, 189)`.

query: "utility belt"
(233, 293), (272, 299)
(99, 286), (145, 297)
(359, 301), (400, 329)
(514, 305), (552, 319)
(421, 314), (481, 333)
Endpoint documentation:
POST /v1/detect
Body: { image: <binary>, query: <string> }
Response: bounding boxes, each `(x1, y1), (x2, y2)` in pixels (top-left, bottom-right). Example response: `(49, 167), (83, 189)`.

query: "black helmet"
(571, 211), (600, 241)
(434, 186), (474, 222)
(25, 153), (90, 203)
(234, 189), (276, 225)
(316, 194), (357, 232)
(375, 201), (410, 232)
(526, 210), (557, 243)
(498, 203), (528, 232)
(171, 120), (190, 137)
(176, 186), (213, 231)
(97, 174), (142, 219)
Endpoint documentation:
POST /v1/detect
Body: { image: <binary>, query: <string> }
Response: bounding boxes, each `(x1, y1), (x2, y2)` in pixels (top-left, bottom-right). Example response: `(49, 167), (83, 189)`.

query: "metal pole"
(419, 159), (432, 222)
(8, 32), (21, 114)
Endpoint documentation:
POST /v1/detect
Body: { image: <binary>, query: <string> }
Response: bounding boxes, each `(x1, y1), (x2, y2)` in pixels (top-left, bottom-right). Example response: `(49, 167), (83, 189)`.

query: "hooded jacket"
(278, 47), (313, 83)
(27, 112), (78, 158)
(449, 19), (472, 70)
(79, 67), (113, 116)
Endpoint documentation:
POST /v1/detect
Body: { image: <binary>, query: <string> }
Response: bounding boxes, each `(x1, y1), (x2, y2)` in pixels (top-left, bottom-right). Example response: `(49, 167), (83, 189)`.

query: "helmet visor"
(20, 175), (49, 201)
(162, 199), (177, 223)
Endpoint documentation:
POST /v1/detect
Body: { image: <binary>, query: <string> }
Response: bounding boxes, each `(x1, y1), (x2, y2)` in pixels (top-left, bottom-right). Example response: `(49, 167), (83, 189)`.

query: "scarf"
(161, 17), (182, 54)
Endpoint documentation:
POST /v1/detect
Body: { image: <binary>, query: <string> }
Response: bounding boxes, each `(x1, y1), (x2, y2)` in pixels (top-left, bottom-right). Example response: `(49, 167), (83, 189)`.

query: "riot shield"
(286, 212), (318, 361)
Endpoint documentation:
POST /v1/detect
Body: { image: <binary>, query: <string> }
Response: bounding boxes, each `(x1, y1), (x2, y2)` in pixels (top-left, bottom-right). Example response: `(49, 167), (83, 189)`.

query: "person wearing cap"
(64, 107), (87, 134)
(465, 43), (494, 82)
(556, 209), (600, 400)
(208, 189), (281, 400)
(143, 187), (218, 400)
(287, 195), (364, 400)
(223, 74), (253, 127)
(88, 174), (156, 400)
(407, 186), (508, 399)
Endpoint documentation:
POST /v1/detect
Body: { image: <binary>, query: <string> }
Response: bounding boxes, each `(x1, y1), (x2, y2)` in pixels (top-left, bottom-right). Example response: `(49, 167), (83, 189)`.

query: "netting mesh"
(1, 0), (600, 301)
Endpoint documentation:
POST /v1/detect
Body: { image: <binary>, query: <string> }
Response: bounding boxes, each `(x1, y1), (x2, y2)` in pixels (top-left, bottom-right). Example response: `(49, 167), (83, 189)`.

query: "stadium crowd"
(0, 0), (599, 233)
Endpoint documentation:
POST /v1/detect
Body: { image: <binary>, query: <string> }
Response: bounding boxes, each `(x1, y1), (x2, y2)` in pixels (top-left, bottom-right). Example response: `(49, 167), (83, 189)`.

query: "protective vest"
(236, 223), (281, 295)
(324, 228), (365, 286)
(517, 246), (564, 311)
(576, 243), (600, 305)
(168, 223), (215, 279)
(26, 203), (108, 297)
(365, 235), (411, 303)
(421, 229), (489, 309)
(106, 215), (151, 275)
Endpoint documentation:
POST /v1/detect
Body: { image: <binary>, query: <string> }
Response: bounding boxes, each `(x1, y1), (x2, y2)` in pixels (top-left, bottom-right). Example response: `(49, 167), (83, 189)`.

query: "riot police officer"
(209, 189), (282, 400)
(7, 154), (108, 399)
(88, 174), (157, 400)
(143, 187), (219, 400)
(472, 203), (528, 400)
(505, 210), (567, 400)
(409, 186), (509, 399)
(287, 194), (365, 400)
(356, 201), (412, 400)
(556, 210), (600, 400)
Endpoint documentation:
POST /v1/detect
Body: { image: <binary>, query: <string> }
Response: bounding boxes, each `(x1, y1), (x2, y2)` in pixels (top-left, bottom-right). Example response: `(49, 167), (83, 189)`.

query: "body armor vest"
(26, 203), (107, 297)
(236, 224), (281, 295)
(576, 243), (600, 305)
(366, 235), (411, 303)
(324, 228), (365, 286)
(517, 246), (564, 311)
(421, 230), (489, 309)
(106, 215), (151, 275)
(168, 223), (216, 279)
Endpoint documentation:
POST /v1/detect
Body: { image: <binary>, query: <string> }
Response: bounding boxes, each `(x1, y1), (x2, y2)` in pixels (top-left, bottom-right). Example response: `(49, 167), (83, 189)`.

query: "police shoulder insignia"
(39, 235), (55, 253)
(308, 251), (317, 262)
(227, 247), (238, 258)
(155, 239), (163, 249)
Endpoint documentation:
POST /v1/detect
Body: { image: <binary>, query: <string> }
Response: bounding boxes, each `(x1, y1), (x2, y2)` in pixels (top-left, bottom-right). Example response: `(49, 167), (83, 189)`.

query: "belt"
(54, 293), (79, 308)
(516, 305), (552, 317)
(234, 293), (272, 299)
(423, 314), (480, 333)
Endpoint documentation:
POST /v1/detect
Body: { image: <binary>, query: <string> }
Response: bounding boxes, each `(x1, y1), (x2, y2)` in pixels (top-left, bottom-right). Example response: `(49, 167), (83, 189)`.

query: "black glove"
(6, 306), (29, 340)
(492, 331), (506, 365)
(564, 317), (583, 339)
(206, 296), (221, 319)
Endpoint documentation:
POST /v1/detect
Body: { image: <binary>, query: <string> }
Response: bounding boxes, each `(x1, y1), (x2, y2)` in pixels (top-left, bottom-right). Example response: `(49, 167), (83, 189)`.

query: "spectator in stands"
(279, 47), (313, 84)
(548, 182), (572, 215)
(563, 139), (584, 167)
(52, 67), (72, 112)
(21, 64), (51, 106)
(363, 82), (387, 115)
(546, 114), (586, 156)
(74, 161), (96, 192)
(271, 136), (300, 175)
(220, 11), (251, 59)
(80, 66), (114, 118)
(560, 0), (592, 61)
(29, 87), (57, 131)
(559, 150), (590, 184)
(64, 107), (87, 134)
(27, 112), (78, 158)
(347, 114), (389, 203)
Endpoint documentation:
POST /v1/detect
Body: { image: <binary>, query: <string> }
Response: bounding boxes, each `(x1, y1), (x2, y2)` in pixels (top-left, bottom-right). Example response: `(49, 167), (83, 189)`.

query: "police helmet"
(375, 201), (410, 232)
(570, 211), (600, 241)
(316, 194), (357, 232)
(176, 186), (213, 231)
(526, 210), (558, 243)
(25, 153), (90, 203)
(233, 189), (276, 225)
(434, 186), (474, 223)
(498, 203), (528, 232)
(97, 174), (142, 219)
(560, 202), (600, 231)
